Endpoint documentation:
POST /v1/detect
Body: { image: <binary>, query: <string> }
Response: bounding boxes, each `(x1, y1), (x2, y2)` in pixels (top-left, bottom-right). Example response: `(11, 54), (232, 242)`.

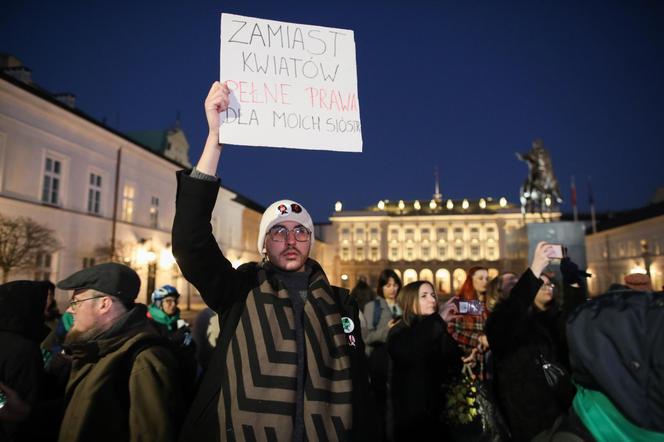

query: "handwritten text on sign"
(219, 13), (362, 152)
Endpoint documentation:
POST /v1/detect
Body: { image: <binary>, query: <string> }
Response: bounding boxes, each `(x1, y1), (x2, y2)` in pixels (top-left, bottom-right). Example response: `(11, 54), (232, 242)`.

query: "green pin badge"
(341, 316), (354, 334)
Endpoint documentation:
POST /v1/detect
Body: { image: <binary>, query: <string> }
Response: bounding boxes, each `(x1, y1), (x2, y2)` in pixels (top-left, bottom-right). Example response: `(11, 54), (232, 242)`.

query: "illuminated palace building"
(325, 191), (558, 294)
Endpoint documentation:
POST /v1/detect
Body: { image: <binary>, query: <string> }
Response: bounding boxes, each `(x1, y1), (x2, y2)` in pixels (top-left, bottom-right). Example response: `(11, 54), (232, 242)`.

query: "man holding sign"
(173, 81), (372, 441)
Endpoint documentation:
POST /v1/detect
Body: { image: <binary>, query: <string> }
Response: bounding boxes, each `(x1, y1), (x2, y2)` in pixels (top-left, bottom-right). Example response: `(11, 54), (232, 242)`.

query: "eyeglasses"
(70, 295), (106, 311)
(268, 225), (311, 242)
(541, 283), (555, 291)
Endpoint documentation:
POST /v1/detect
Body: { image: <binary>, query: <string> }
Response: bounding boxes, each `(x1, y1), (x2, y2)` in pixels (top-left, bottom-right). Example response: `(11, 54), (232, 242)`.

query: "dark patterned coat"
(173, 171), (374, 442)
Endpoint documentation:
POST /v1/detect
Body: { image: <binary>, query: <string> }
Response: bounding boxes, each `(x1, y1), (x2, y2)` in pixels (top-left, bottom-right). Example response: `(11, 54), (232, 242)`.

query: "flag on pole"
(588, 176), (597, 233)
(571, 175), (578, 222)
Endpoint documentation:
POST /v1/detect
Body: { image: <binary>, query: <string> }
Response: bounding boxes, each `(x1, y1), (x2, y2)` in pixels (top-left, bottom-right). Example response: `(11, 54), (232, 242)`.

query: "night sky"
(2, 0), (663, 222)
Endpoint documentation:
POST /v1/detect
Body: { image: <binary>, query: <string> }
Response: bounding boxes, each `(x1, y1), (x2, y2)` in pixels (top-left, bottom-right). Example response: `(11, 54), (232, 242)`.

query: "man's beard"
(64, 325), (104, 345)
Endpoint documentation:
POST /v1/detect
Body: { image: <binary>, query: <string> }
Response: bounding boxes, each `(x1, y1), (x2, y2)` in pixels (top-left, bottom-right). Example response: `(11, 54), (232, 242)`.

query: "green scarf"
(148, 305), (179, 330)
(62, 311), (74, 332)
(573, 385), (664, 442)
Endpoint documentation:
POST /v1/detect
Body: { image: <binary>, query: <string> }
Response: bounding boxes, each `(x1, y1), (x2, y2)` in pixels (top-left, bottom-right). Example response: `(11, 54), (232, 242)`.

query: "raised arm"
(197, 81), (230, 175)
(172, 82), (245, 313)
(486, 242), (552, 356)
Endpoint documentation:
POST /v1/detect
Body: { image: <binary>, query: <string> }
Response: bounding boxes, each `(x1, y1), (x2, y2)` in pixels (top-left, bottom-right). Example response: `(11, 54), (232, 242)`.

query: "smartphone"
(459, 300), (484, 316)
(549, 244), (565, 259)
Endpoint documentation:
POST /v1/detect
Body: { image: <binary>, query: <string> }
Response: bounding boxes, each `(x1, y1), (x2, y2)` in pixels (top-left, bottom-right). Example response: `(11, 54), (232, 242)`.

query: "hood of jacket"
(0, 280), (51, 341)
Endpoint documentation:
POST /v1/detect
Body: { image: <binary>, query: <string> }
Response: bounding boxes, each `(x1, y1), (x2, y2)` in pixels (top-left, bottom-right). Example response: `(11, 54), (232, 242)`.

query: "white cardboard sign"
(219, 13), (362, 152)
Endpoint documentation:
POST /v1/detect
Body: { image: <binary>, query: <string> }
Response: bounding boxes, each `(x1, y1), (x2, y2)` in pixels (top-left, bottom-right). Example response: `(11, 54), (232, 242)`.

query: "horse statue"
(516, 138), (562, 219)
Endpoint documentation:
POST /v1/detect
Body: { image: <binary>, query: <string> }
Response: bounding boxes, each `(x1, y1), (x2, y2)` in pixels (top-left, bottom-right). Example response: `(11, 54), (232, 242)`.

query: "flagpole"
(588, 176), (597, 234)
(571, 175), (578, 222)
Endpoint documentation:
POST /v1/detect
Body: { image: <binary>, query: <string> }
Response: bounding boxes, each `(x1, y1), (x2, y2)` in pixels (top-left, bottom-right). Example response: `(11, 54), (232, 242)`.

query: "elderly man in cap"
(56, 262), (183, 442)
(172, 82), (372, 442)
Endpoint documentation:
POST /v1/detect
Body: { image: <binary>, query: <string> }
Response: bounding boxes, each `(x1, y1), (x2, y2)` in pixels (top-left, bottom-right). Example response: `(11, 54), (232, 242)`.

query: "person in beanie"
(56, 262), (184, 442)
(173, 81), (373, 442)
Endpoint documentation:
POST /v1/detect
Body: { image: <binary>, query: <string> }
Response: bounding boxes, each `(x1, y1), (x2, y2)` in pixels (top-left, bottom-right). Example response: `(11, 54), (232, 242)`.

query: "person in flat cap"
(171, 82), (373, 442)
(56, 262), (184, 442)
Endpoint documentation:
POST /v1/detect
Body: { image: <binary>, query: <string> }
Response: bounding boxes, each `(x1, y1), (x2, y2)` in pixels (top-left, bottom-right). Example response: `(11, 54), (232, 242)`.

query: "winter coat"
(0, 281), (50, 442)
(486, 269), (583, 441)
(172, 170), (374, 442)
(59, 304), (183, 442)
(387, 314), (461, 441)
(363, 296), (397, 355)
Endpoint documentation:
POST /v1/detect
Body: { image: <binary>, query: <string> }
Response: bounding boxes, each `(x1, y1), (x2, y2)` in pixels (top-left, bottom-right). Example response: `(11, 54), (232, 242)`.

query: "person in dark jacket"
(486, 242), (587, 441)
(56, 263), (184, 442)
(388, 280), (461, 442)
(0, 280), (50, 442)
(173, 81), (373, 442)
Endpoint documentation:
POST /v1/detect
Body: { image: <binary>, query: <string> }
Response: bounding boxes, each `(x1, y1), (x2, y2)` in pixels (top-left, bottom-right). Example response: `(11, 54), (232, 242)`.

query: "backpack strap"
(372, 298), (382, 329)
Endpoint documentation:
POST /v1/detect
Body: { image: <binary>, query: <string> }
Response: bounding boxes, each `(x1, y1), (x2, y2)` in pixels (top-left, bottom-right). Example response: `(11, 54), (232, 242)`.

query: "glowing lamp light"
(462, 199), (469, 210)
(479, 198), (487, 209)
(341, 274), (349, 281)
(499, 197), (507, 207)
(136, 248), (157, 266)
(630, 265), (647, 275)
(446, 199), (454, 209)
(159, 248), (176, 269)
(377, 200), (385, 210)
(414, 200), (421, 210)
(398, 200), (405, 210)
(429, 199), (437, 209)
(545, 196), (552, 207)
(335, 201), (343, 212)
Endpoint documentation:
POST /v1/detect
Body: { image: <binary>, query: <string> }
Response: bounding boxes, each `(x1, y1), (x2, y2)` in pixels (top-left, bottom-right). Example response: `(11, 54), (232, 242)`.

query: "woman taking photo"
(388, 281), (461, 441)
(444, 266), (490, 378)
(486, 242), (587, 441)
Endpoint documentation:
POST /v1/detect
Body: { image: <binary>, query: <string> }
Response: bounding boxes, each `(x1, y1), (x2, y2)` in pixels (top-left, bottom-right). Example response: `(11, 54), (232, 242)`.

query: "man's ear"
(97, 296), (114, 314)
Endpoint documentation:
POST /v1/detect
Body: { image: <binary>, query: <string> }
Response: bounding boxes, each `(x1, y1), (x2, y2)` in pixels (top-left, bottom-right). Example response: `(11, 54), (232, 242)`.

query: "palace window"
(455, 246), (464, 259)
(453, 227), (463, 240)
(405, 228), (415, 242)
(121, 185), (135, 222)
(42, 157), (62, 205)
(422, 246), (430, 259)
(436, 227), (447, 241)
(470, 245), (481, 259)
(149, 196), (159, 228)
(406, 247), (414, 261)
(370, 228), (379, 241)
(87, 173), (102, 215)
(438, 246), (447, 259)
(356, 246), (365, 261)
(390, 247), (399, 260)
(421, 228), (430, 241)
(341, 247), (350, 261)
(34, 252), (52, 280)
(370, 247), (379, 261)
(470, 227), (480, 240)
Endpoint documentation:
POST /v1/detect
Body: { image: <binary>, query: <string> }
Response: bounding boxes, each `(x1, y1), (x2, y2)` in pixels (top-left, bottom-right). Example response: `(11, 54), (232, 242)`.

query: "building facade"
(585, 200), (664, 294)
(324, 197), (559, 293)
(0, 67), (266, 309)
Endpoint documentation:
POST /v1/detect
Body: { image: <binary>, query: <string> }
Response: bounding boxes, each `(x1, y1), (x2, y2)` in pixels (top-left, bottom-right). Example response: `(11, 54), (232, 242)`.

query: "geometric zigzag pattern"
(220, 270), (353, 442)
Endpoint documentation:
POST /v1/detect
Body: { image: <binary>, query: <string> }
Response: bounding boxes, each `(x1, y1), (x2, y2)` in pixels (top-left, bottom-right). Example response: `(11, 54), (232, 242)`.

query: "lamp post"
(641, 239), (651, 277)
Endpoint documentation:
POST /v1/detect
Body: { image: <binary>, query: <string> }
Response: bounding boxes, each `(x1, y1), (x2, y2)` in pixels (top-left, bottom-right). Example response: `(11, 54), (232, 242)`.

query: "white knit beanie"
(257, 200), (315, 254)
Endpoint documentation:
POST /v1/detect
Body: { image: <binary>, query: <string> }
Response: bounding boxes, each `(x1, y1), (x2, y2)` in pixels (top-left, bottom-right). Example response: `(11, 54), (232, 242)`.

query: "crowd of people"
(1, 82), (662, 442)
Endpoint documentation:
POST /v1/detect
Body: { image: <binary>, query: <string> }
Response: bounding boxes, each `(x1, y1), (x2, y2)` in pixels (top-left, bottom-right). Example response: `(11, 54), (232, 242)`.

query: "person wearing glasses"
(172, 82), (372, 442)
(55, 262), (184, 442)
(485, 242), (588, 441)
